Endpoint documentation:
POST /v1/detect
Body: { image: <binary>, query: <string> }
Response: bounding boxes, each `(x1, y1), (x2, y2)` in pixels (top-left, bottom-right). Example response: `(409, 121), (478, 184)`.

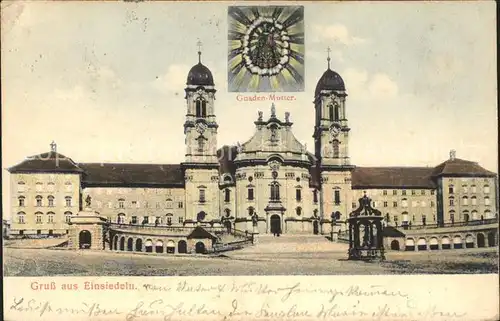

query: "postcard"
(2, 1), (498, 320)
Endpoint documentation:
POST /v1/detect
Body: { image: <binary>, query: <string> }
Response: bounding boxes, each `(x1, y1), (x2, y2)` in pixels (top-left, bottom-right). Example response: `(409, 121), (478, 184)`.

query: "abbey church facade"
(7, 50), (498, 243)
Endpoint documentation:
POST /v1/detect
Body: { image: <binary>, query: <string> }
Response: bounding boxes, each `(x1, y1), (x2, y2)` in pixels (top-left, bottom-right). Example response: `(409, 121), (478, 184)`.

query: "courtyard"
(4, 235), (498, 276)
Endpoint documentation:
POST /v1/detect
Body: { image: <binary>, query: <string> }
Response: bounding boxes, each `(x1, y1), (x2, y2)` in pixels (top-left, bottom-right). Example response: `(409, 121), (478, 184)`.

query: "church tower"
(313, 48), (351, 167)
(182, 42), (220, 224)
(312, 48), (354, 233)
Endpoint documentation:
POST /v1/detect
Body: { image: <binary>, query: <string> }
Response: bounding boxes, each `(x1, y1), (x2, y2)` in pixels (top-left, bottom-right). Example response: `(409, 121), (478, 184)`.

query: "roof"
(8, 151), (84, 173)
(315, 68), (345, 96)
(217, 145), (238, 177)
(383, 226), (405, 237)
(79, 163), (184, 187)
(186, 62), (214, 86)
(431, 158), (496, 177)
(187, 226), (217, 239)
(351, 166), (436, 189)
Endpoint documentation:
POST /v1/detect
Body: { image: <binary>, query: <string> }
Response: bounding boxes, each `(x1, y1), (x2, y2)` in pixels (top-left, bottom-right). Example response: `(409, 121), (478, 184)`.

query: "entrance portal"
(270, 215), (281, 235)
(195, 241), (206, 254)
(79, 230), (91, 249)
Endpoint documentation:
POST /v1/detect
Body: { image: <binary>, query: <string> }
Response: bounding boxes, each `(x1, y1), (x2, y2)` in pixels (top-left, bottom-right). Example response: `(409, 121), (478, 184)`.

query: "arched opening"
(390, 240), (400, 250)
(487, 232), (496, 247)
(135, 238), (143, 252)
(178, 240), (187, 254)
(465, 235), (474, 248)
(79, 230), (92, 249)
(417, 238), (427, 251)
(195, 241), (206, 254)
(113, 235), (118, 250)
(313, 220), (319, 235)
(145, 239), (153, 253)
(477, 233), (485, 248)
(155, 240), (164, 253)
(127, 238), (133, 251)
(441, 236), (451, 250)
(453, 235), (463, 249)
(119, 237), (125, 251)
(405, 238), (415, 251)
(166, 240), (175, 254)
(429, 237), (439, 250)
(270, 214), (281, 235)
(197, 211), (206, 222)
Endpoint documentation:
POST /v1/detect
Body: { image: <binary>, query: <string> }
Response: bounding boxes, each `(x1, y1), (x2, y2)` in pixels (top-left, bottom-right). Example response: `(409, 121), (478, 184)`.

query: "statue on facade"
(285, 112), (290, 122)
(258, 111), (263, 121)
(270, 103), (276, 117)
(85, 195), (92, 208)
(252, 213), (259, 227)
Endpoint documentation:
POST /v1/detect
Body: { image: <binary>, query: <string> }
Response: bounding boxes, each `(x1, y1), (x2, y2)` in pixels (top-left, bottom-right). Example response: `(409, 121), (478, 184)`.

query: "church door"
(270, 215), (281, 234)
(313, 220), (319, 235)
(79, 230), (91, 249)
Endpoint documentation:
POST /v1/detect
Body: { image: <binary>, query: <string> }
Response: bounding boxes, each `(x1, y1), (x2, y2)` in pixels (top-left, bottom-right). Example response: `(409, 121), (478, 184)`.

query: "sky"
(1, 1), (497, 217)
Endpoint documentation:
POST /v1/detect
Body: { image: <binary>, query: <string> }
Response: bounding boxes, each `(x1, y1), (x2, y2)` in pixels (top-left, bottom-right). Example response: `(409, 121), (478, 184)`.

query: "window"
(471, 210), (478, 220)
(462, 196), (468, 206)
(48, 195), (55, 207)
(36, 195), (43, 207)
(449, 211), (455, 223)
(484, 210), (492, 219)
(332, 140), (340, 158)
(166, 199), (173, 208)
(462, 185), (468, 193)
(352, 202), (356, 209)
(334, 190), (340, 205)
(449, 197), (454, 206)
(394, 216), (399, 224)
(35, 212), (42, 224)
(422, 215), (427, 225)
(402, 212), (409, 223)
(65, 196), (72, 207)
(393, 190), (397, 196)
(65, 182), (72, 192)
(36, 182), (43, 192)
(383, 190), (387, 196)
(195, 98), (207, 118)
(402, 190), (407, 196)
(393, 201), (398, 207)
(430, 201), (435, 207)
(449, 185), (454, 194)
(199, 189), (206, 203)
(296, 207), (302, 216)
(270, 183), (280, 201)
(18, 196), (25, 207)
(17, 181), (25, 192)
(131, 216), (138, 224)
(248, 188), (254, 200)
(383, 201), (388, 207)
(484, 185), (490, 194)
(334, 105), (340, 121)
(117, 213), (126, 224)
(178, 217), (184, 224)
(471, 196), (477, 205)
(65, 211), (72, 223)
(484, 197), (490, 206)
(47, 212), (55, 223)
(166, 214), (173, 226)
(471, 185), (477, 193)
(132, 201), (137, 208)
(463, 211), (469, 222)
(312, 190), (318, 203)
(385, 213), (390, 222)
(431, 190), (435, 195)
(47, 182), (55, 192)
(118, 199), (125, 209)
(328, 104), (334, 121)
(142, 216), (149, 224)
(224, 189), (231, 202)
(178, 201), (183, 209)
(402, 198), (408, 207)
(296, 188), (302, 202)
(17, 212), (26, 224)
(411, 190), (416, 195)
(421, 190), (426, 195)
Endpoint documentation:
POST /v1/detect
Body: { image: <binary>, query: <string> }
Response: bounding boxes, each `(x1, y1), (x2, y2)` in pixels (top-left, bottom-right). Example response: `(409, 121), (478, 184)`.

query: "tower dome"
(186, 46), (214, 86)
(314, 47), (345, 96)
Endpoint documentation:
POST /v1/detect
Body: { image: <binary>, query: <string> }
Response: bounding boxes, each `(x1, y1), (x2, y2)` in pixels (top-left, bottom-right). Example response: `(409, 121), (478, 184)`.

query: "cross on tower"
(197, 39), (203, 63)
(326, 46), (331, 69)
